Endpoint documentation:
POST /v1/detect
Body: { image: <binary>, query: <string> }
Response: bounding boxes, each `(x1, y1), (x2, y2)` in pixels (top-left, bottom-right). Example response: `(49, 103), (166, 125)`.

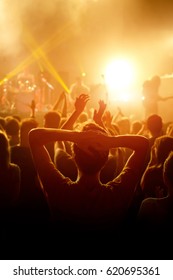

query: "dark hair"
(131, 120), (143, 134)
(20, 118), (38, 133)
(73, 122), (109, 175)
(0, 130), (10, 169)
(154, 136), (173, 165)
(146, 114), (162, 134)
(44, 111), (61, 128)
(5, 116), (20, 136)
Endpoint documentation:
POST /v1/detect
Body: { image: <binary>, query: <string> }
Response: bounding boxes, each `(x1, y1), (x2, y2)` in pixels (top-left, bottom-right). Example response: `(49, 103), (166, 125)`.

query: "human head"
(20, 118), (38, 146)
(5, 116), (20, 136)
(153, 136), (173, 165)
(130, 120), (143, 134)
(151, 75), (161, 89)
(5, 116), (20, 146)
(73, 122), (109, 175)
(146, 114), (163, 136)
(0, 130), (10, 169)
(43, 111), (61, 128)
(116, 117), (130, 134)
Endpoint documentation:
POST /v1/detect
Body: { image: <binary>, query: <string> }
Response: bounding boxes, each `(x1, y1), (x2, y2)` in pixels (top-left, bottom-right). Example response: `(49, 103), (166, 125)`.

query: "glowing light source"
(105, 58), (135, 101)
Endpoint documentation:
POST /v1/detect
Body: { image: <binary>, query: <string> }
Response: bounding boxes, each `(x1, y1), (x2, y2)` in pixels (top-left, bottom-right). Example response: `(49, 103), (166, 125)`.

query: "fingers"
(93, 109), (97, 117)
(98, 100), (107, 113)
(76, 94), (90, 104)
(78, 93), (90, 99)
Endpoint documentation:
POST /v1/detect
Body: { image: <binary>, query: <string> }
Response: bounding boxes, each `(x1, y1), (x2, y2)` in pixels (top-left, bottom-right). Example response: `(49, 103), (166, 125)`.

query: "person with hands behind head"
(29, 96), (149, 259)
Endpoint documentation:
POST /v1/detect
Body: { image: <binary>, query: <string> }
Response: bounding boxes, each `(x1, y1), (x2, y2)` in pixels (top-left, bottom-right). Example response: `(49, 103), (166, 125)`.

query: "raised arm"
(29, 128), (149, 177)
(93, 100), (107, 130)
(52, 91), (67, 117)
(61, 94), (90, 130)
(52, 91), (64, 110)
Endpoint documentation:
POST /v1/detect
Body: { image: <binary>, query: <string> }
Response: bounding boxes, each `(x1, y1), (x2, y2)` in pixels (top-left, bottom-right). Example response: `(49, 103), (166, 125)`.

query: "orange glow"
(0, 20), (74, 91)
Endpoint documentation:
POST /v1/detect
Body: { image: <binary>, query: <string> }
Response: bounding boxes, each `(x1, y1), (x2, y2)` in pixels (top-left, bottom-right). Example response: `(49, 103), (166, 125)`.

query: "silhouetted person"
(29, 118), (149, 258)
(0, 129), (20, 238)
(142, 75), (173, 118)
(137, 151), (173, 258)
(4, 116), (20, 146)
(141, 135), (173, 198)
(11, 118), (50, 224)
(43, 110), (61, 161)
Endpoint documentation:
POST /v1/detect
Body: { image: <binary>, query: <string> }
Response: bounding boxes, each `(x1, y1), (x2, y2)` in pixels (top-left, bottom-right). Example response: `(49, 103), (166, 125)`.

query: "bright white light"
(105, 58), (135, 101)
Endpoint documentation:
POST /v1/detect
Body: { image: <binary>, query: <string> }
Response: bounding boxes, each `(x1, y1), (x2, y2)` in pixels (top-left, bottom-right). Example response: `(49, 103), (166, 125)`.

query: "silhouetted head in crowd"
(20, 118), (38, 146)
(146, 114), (163, 137)
(5, 116), (20, 146)
(0, 130), (10, 169)
(116, 117), (130, 134)
(43, 111), (61, 128)
(130, 120), (143, 134)
(5, 116), (20, 136)
(153, 136), (173, 165)
(73, 122), (109, 175)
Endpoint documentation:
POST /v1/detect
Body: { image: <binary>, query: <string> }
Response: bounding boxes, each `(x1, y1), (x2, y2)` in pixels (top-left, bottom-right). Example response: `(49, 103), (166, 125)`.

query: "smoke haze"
(0, 0), (173, 80)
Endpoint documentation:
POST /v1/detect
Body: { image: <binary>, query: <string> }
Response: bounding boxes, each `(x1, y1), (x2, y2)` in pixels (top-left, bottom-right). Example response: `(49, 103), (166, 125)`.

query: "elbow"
(28, 128), (40, 146)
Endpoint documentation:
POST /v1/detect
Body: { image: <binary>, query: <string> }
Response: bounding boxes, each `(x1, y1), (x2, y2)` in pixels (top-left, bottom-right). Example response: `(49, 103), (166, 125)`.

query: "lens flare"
(105, 58), (135, 101)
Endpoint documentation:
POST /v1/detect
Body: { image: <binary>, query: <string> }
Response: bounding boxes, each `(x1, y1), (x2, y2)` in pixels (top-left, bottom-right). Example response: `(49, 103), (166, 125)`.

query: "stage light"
(82, 72), (86, 77)
(105, 58), (135, 101)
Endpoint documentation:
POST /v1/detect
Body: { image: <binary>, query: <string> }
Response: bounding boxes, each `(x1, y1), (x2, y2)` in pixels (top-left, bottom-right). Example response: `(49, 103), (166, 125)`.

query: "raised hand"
(93, 100), (107, 126)
(103, 110), (113, 127)
(61, 94), (90, 130)
(74, 94), (90, 113)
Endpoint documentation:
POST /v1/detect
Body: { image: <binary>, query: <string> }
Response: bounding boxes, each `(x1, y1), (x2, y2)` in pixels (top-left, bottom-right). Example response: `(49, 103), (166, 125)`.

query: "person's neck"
(77, 172), (101, 187)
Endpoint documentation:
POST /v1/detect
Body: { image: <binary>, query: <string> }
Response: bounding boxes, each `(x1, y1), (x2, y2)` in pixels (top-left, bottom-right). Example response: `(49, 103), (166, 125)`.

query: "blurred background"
(0, 0), (173, 121)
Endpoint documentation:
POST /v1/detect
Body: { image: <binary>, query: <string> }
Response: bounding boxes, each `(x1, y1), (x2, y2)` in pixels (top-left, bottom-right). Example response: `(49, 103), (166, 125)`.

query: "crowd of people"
(1, 71), (173, 260)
